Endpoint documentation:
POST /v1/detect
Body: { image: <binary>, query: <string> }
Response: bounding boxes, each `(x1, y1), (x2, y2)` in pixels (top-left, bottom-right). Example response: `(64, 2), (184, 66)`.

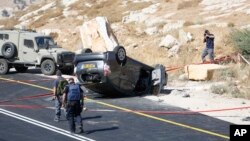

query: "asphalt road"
(0, 69), (231, 141)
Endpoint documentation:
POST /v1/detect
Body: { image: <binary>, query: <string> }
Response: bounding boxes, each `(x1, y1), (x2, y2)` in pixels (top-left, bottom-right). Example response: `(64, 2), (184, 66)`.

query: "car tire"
(82, 48), (92, 53)
(14, 65), (28, 73)
(1, 42), (17, 59)
(0, 59), (9, 75)
(113, 46), (127, 65)
(41, 59), (56, 75)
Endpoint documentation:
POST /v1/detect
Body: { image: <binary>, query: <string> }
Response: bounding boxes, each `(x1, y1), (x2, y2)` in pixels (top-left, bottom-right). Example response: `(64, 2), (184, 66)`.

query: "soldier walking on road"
(63, 78), (84, 134)
(53, 70), (67, 122)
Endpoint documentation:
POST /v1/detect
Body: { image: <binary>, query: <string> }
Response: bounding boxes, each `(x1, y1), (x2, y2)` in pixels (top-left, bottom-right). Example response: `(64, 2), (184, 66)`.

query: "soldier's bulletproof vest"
(67, 84), (81, 101)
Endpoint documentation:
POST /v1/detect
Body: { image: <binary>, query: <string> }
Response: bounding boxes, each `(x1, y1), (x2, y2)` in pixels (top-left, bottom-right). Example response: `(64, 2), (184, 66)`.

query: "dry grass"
(227, 22), (235, 27)
(29, 7), (63, 28)
(0, 18), (19, 29)
(211, 64), (250, 99)
(177, 0), (201, 10)
(183, 21), (195, 26)
(49, 32), (59, 39)
(71, 0), (151, 23)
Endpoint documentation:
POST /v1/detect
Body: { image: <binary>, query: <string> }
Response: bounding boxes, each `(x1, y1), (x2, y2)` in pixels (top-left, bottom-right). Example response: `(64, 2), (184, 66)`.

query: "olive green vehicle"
(0, 29), (75, 75)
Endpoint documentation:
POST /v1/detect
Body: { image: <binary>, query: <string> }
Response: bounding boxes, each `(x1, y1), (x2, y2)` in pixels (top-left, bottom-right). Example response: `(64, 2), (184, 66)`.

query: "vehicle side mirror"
(34, 48), (39, 52)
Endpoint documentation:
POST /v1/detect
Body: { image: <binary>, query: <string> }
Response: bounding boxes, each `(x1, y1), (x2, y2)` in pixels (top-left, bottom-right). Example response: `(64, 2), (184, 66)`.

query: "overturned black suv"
(74, 46), (167, 96)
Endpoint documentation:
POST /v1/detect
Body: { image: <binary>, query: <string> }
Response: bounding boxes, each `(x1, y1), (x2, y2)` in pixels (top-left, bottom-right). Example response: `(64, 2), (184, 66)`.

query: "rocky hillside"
(0, 0), (250, 98)
(1, 0), (250, 65)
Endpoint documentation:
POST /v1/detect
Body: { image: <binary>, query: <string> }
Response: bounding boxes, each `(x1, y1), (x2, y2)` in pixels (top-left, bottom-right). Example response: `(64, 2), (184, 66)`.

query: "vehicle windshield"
(35, 37), (56, 48)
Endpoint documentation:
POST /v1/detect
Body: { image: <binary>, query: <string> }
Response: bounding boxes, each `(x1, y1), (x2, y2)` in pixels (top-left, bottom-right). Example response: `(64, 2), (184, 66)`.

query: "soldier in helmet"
(63, 78), (84, 134)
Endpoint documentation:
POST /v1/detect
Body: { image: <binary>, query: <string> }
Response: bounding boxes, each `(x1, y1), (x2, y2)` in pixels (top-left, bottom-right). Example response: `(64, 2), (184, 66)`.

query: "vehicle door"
(19, 36), (38, 63)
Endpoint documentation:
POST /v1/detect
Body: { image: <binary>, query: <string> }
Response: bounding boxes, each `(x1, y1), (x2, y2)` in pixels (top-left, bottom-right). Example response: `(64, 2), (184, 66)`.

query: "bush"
(227, 22), (235, 27)
(230, 29), (250, 58)
(210, 84), (228, 95)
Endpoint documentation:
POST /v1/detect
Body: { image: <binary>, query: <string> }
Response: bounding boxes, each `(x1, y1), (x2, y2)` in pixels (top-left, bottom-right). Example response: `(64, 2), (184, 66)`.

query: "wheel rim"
(118, 48), (125, 61)
(44, 63), (52, 72)
(0, 63), (4, 72)
(6, 47), (11, 55)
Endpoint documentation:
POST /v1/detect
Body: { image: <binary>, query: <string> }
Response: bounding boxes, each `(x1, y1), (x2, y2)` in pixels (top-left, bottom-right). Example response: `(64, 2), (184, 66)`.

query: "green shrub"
(230, 29), (250, 59)
(210, 84), (228, 95)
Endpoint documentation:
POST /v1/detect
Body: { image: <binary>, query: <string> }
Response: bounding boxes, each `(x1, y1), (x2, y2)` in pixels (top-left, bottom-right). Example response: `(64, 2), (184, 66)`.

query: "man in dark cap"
(63, 78), (84, 134)
(202, 30), (215, 63)
(53, 70), (66, 122)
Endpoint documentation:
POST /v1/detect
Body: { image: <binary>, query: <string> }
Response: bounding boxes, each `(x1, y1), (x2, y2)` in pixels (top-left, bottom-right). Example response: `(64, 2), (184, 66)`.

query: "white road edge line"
(0, 108), (95, 141)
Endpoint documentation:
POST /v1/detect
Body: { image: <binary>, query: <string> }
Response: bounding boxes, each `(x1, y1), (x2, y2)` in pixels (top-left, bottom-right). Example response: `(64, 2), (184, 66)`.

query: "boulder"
(145, 27), (158, 35)
(168, 44), (181, 57)
(179, 29), (193, 44)
(79, 17), (119, 52)
(159, 35), (179, 49)
(184, 64), (228, 81)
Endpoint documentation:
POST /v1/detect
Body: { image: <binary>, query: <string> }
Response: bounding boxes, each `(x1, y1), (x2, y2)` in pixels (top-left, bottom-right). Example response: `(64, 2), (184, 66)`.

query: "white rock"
(159, 35), (179, 49)
(168, 44), (181, 57)
(162, 21), (184, 34)
(144, 27), (158, 35)
(179, 29), (193, 44)
(201, 0), (247, 14)
(122, 3), (160, 24)
(79, 17), (119, 52)
(19, 2), (56, 22)
(184, 64), (229, 81)
(62, 0), (79, 6)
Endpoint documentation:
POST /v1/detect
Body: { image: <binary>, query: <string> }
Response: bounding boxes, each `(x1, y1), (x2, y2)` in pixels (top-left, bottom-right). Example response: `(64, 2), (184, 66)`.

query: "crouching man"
(63, 78), (84, 134)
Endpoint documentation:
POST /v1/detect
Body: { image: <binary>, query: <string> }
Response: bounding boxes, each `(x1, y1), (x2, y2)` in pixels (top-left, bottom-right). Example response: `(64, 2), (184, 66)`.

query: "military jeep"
(0, 29), (75, 75)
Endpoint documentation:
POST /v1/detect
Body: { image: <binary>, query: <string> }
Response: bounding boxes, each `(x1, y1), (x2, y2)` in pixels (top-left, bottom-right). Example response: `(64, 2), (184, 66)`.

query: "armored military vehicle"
(0, 29), (75, 75)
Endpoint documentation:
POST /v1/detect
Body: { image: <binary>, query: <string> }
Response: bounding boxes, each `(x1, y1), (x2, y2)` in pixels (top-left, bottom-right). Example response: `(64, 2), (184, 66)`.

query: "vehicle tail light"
(104, 64), (111, 76)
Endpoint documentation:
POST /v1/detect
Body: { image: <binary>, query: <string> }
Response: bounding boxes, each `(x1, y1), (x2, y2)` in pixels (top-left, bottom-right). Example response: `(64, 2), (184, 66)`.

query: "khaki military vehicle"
(0, 29), (75, 75)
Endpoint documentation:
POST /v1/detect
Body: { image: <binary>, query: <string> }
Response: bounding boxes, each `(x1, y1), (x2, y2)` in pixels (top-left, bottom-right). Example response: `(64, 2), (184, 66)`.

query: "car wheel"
(0, 59), (9, 75)
(41, 59), (56, 75)
(1, 43), (17, 59)
(14, 65), (28, 73)
(82, 48), (92, 53)
(114, 46), (127, 65)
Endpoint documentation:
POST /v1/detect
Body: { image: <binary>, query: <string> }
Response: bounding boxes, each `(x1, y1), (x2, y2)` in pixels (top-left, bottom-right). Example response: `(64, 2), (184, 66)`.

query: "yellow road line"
(0, 77), (229, 139)
(0, 77), (52, 91)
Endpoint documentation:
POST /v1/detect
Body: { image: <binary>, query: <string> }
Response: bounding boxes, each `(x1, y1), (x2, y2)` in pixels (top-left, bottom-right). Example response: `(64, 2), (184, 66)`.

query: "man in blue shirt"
(202, 30), (215, 63)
